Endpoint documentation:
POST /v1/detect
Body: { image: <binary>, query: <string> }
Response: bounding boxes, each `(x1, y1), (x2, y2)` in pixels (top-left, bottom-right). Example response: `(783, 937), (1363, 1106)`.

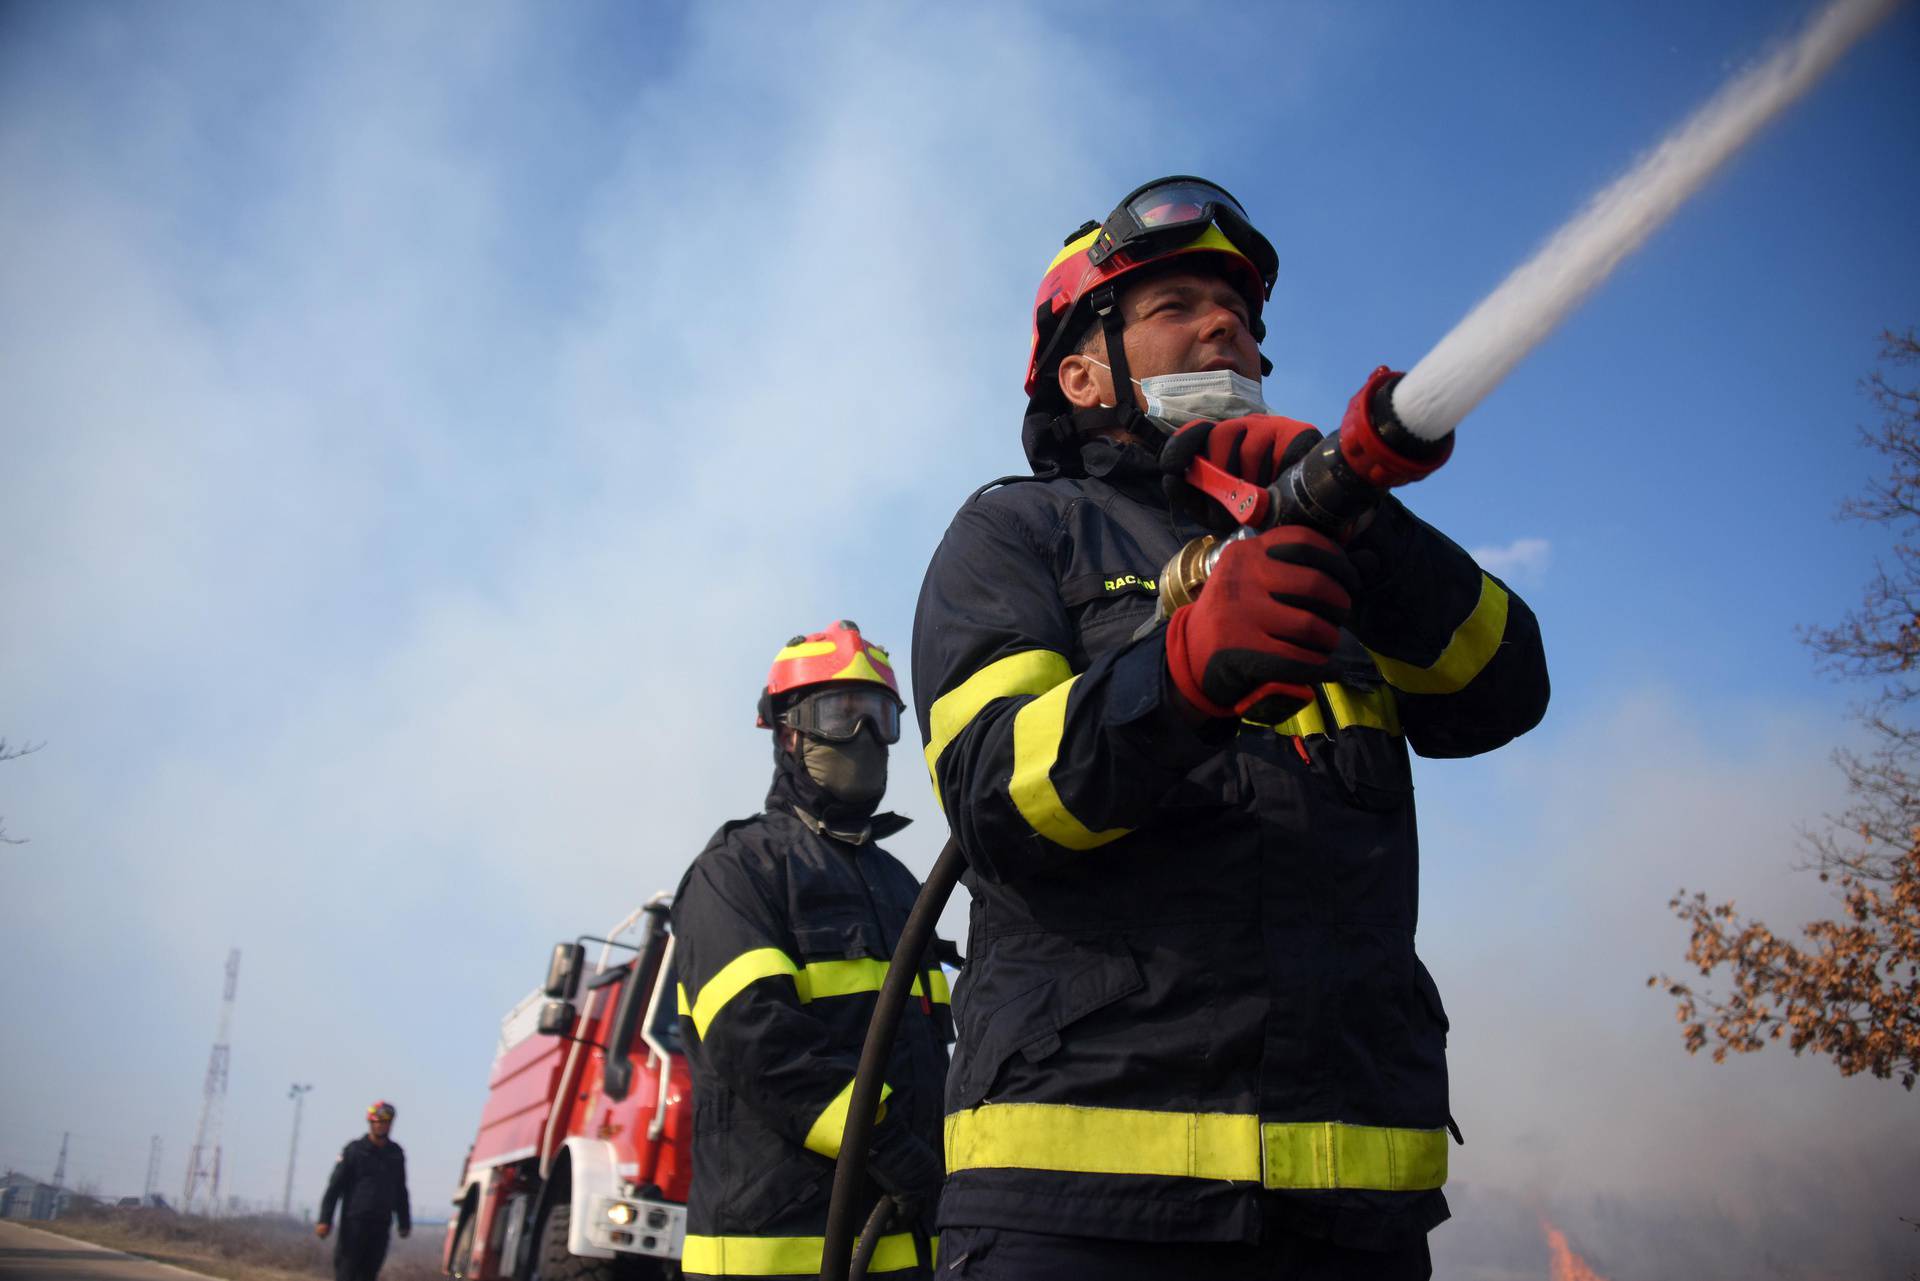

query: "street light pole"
(282, 1084), (313, 1217)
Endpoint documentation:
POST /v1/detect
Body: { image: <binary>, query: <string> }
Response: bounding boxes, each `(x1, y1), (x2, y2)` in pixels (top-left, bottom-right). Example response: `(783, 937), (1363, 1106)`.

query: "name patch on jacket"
(1102, 573), (1157, 595)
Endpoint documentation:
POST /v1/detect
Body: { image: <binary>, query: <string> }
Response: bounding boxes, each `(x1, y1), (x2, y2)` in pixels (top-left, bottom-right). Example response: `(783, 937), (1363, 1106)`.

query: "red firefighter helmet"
(1025, 175), (1279, 409)
(755, 620), (902, 729)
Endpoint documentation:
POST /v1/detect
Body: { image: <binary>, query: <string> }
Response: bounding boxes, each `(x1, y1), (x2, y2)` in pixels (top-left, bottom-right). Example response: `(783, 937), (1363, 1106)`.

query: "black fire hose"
(819, 837), (965, 1281)
(846, 1197), (893, 1281)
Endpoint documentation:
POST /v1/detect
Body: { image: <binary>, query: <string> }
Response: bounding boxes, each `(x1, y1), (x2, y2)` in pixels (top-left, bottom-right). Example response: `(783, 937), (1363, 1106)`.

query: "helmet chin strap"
(1089, 283), (1148, 437)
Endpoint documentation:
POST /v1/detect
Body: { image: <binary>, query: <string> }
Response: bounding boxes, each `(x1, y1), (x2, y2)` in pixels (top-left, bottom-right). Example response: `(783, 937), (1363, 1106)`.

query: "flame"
(1541, 1216), (1612, 1281)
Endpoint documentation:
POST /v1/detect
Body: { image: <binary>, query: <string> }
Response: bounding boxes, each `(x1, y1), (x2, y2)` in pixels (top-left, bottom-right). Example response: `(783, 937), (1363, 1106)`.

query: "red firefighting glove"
(1164, 524), (1358, 722)
(1161, 414), (1325, 531)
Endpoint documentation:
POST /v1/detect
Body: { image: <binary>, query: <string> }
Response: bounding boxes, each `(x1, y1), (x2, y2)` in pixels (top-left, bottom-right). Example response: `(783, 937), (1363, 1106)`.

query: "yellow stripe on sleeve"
(802, 1076), (894, 1160)
(1368, 575), (1509, 695)
(924, 649), (1074, 780)
(685, 948), (800, 1039)
(1008, 677), (1130, 851)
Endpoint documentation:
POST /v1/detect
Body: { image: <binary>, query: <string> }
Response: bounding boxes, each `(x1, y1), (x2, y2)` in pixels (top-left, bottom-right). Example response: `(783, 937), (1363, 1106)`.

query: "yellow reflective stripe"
(797, 958), (945, 1003)
(685, 956), (944, 1026)
(683, 1232), (919, 1276)
(772, 640), (837, 662)
(924, 649), (1073, 779)
(825, 645), (895, 687)
(1043, 224), (1244, 276)
(1368, 575), (1509, 695)
(1321, 682), (1401, 734)
(1045, 226), (1100, 273)
(1262, 1121), (1447, 1191)
(1250, 683), (1398, 737)
(796, 958), (878, 1001)
(1267, 699), (1326, 737)
(803, 1076), (894, 1159)
(685, 948), (799, 1039)
(945, 1103), (1447, 1191)
(1009, 677), (1130, 851)
(947, 1102), (1259, 1181)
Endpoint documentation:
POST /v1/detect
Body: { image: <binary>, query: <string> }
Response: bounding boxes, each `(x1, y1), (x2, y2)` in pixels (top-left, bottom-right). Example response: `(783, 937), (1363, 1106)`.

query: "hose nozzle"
(1147, 365), (1458, 628)
(1337, 366), (1453, 489)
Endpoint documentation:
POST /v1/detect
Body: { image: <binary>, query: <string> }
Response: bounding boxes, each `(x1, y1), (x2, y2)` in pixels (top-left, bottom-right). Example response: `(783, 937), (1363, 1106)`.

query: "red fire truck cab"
(446, 894), (690, 1280)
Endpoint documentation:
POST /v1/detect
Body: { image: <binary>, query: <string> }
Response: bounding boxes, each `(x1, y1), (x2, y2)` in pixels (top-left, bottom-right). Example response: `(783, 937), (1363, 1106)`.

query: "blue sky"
(2, 2), (1916, 1275)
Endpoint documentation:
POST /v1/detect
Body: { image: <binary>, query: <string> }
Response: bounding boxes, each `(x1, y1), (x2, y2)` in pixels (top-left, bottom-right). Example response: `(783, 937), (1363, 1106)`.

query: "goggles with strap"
(1087, 176), (1278, 290)
(779, 686), (902, 745)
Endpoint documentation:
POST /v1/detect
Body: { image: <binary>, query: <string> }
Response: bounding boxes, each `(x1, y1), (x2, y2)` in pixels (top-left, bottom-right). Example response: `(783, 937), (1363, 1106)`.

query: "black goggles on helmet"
(1086, 176), (1278, 294)
(780, 687), (902, 745)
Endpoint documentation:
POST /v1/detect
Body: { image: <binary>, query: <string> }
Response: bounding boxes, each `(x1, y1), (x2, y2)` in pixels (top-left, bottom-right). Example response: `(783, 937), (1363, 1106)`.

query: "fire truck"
(445, 894), (690, 1280)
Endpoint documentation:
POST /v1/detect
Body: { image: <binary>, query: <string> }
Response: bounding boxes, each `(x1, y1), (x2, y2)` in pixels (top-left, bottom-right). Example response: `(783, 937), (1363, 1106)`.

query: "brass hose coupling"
(1154, 534), (1220, 623)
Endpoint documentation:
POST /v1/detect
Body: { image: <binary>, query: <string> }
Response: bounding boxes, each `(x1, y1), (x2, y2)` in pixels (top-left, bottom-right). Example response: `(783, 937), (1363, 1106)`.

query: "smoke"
(1420, 689), (1920, 1278)
(0, 0), (1131, 1213)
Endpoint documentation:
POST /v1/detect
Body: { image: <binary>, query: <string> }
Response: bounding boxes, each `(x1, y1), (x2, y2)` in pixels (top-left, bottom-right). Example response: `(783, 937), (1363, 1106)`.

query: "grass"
(38, 1205), (444, 1281)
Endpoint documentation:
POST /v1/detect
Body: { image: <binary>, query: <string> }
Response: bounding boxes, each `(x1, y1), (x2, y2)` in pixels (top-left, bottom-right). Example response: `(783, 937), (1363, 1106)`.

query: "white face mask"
(1090, 359), (1269, 423)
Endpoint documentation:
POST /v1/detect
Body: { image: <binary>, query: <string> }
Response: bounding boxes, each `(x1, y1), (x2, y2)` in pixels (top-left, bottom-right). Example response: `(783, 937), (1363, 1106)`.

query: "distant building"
(116, 1194), (170, 1210)
(0, 1171), (69, 1221)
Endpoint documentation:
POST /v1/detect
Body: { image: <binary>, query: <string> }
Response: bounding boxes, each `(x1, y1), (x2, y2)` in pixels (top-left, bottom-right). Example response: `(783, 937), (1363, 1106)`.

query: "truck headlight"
(606, 1202), (636, 1225)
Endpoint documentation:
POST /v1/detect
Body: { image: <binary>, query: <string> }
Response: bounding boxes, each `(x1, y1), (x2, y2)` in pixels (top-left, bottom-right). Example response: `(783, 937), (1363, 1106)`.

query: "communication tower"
(143, 1135), (162, 1203)
(50, 1132), (68, 1188)
(282, 1083), (312, 1216)
(182, 948), (240, 1214)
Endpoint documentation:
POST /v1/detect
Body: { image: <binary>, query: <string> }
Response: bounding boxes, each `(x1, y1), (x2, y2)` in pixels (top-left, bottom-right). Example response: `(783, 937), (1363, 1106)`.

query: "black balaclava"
(798, 731), (888, 808)
(767, 722), (889, 842)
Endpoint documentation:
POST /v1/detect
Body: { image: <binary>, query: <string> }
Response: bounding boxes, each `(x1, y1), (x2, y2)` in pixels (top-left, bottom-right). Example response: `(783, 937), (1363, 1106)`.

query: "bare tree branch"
(0, 737), (44, 846)
(1653, 329), (1920, 1091)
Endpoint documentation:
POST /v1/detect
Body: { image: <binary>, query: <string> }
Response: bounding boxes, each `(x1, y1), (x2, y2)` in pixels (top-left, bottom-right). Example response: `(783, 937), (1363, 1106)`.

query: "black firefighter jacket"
(911, 428), (1549, 1251)
(672, 767), (952, 1279)
(319, 1136), (410, 1232)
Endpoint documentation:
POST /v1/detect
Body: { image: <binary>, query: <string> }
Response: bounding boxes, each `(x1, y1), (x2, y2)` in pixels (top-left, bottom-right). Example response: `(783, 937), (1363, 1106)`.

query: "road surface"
(0, 1220), (213, 1280)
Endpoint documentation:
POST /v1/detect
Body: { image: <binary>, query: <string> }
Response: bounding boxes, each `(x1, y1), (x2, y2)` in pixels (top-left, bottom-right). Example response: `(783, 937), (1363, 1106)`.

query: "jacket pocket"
(951, 935), (1145, 1109)
(794, 921), (886, 962)
(728, 1140), (827, 1234)
(1060, 567), (1161, 666)
(1321, 721), (1414, 813)
(1070, 593), (1158, 665)
(1291, 638), (1415, 814)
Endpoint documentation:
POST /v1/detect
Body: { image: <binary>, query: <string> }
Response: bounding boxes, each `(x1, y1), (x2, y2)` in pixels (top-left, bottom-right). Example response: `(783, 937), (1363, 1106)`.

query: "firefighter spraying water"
(822, 1), (1906, 1278)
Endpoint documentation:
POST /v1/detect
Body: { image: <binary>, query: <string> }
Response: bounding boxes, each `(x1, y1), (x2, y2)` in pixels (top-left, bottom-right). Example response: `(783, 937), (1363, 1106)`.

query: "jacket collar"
(765, 754), (909, 846)
(1021, 408), (1166, 494)
(786, 802), (911, 846)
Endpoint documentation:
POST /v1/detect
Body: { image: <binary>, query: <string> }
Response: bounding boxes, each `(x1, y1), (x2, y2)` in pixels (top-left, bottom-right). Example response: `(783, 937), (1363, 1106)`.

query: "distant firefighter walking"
(316, 1100), (412, 1281)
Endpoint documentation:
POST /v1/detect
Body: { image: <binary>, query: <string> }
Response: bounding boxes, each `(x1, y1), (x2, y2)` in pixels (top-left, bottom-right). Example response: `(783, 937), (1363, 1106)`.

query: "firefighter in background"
(673, 621), (949, 1281)
(315, 1100), (411, 1281)
(912, 176), (1550, 1279)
